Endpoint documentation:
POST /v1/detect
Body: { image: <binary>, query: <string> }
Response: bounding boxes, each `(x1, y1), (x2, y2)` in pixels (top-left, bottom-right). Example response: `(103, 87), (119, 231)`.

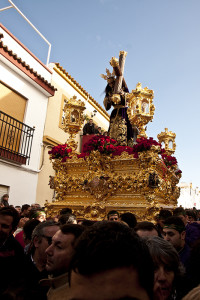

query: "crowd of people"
(1, 197), (200, 300)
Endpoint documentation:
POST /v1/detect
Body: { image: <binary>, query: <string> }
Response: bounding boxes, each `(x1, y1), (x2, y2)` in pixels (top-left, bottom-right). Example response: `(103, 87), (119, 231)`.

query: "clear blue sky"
(1, 0), (200, 188)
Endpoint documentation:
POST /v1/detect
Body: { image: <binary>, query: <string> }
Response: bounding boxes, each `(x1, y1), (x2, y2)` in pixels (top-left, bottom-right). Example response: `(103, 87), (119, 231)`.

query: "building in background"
(177, 182), (200, 209)
(35, 63), (109, 206)
(0, 23), (56, 206)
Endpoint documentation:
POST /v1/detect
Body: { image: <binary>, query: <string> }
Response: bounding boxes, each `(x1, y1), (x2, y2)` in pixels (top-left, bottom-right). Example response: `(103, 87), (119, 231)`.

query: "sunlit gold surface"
(157, 128), (176, 155)
(63, 95), (85, 151)
(127, 82), (155, 138)
(46, 147), (180, 221)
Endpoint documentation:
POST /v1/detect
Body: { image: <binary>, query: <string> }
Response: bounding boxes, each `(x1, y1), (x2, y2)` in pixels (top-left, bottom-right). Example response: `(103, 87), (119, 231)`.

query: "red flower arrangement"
(161, 153), (177, 168)
(133, 137), (163, 153)
(48, 144), (72, 162)
(48, 137), (182, 175)
(83, 135), (118, 155)
(112, 145), (135, 157)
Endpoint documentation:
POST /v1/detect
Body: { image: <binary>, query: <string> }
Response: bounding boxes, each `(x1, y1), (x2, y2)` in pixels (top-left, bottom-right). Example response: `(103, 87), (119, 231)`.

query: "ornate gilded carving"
(46, 146), (180, 221)
(63, 95), (85, 151)
(127, 82), (155, 138)
(109, 116), (127, 145)
(157, 128), (176, 155)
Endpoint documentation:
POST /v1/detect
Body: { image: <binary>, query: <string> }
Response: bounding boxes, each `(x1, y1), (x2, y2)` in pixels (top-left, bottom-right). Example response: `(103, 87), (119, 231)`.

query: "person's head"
(0, 207), (20, 244)
(21, 204), (31, 217)
(89, 119), (93, 125)
(29, 208), (46, 222)
(15, 206), (21, 214)
(31, 221), (59, 263)
(78, 219), (96, 227)
(163, 216), (186, 251)
(173, 207), (188, 225)
(135, 221), (159, 238)
(68, 221), (154, 300)
(23, 219), (40, 246)
(60, 207), (73, 215)
(185, 210), (197, 223)
(58, 213), (77, 225)
(98, 127), (101, 133)
(107, 76), (115, 87)
(2, 194), (9, 202)
(156, 209), (172, 228)
(120, 212), (137, 228)
(146, 236), (182, 300)
(46, 224), (84, 276)
(107, 210), (119, 221)
(103, 131), (108, 136)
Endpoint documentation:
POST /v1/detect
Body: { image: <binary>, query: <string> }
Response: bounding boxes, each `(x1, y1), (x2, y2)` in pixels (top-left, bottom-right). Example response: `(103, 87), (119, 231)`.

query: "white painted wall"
(0, 26), (52, 81)
(0, 25), (53, 206)
(0, 162), (38, 206)
(0, 60), (48, 171)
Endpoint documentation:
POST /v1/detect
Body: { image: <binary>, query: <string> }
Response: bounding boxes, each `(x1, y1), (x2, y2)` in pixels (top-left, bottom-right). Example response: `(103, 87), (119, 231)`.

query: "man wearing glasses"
(24, 220), (60, 297)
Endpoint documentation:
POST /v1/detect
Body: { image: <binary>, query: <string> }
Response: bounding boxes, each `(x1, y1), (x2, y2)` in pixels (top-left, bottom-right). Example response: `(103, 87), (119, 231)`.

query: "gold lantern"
(63, 95), (85, 152)
(127, 82), (155, 138)
(157, 128), (176, 155)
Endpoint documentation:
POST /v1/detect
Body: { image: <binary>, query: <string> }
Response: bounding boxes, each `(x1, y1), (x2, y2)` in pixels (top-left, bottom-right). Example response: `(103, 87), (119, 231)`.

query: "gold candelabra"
(157, 128), (176, 155)
(63, 95), (85, 151)
(127, 82), (155, 138)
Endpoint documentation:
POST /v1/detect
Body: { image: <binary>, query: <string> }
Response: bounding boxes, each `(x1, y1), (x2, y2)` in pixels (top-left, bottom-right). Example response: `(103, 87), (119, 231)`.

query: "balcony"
(0, 111), (35, 165)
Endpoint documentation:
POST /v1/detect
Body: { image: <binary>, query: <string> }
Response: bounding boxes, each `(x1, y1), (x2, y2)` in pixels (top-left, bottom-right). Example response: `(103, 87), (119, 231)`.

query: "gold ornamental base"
(45, 148), (180, 221)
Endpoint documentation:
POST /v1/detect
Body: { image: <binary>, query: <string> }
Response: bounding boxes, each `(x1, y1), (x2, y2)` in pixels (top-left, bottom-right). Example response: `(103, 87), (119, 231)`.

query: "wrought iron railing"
(0, 111), (35, 164)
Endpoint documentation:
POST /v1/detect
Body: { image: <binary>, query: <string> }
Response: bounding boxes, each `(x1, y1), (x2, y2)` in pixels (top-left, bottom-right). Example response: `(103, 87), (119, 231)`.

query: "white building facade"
(0, 24), (55, 206)
(177, 182), (200, 209)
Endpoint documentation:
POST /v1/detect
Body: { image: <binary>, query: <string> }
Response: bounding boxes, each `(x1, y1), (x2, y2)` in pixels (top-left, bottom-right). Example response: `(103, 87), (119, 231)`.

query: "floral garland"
(48, 136), (182, 175)
(48, 144), (72, 162)
(133, 137), (163, 153)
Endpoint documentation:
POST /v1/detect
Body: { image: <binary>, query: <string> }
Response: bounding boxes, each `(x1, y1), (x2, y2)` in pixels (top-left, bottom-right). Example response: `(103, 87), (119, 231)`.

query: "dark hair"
(158, 209), (172, 220)
(32, 220), (58, 240)
(146, 236), (183, 276)
(60, 224), (84, 240)
(107, 210), (119, 219)
(81, 219), (96, 227)
(70, 221), (154, 299)
(29, 208), (45, 220)
(29, 220), (59, 255)
(58, 213), (76, 225)
(23, 219), (40, 241)
(135, 221), (158, 233)
(185, 209), (197, 221)
(120, 212), (137, 228)
(59, 207), (72, 215)
(173, 207), (186, 216)
(0, 206), (20, 230)
(21, 204), (30, 213)
(164, 216), (186, 233)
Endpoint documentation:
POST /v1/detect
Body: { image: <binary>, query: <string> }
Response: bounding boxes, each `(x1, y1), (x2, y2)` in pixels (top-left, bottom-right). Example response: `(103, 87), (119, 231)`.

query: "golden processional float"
(45, 51), (182, 221)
